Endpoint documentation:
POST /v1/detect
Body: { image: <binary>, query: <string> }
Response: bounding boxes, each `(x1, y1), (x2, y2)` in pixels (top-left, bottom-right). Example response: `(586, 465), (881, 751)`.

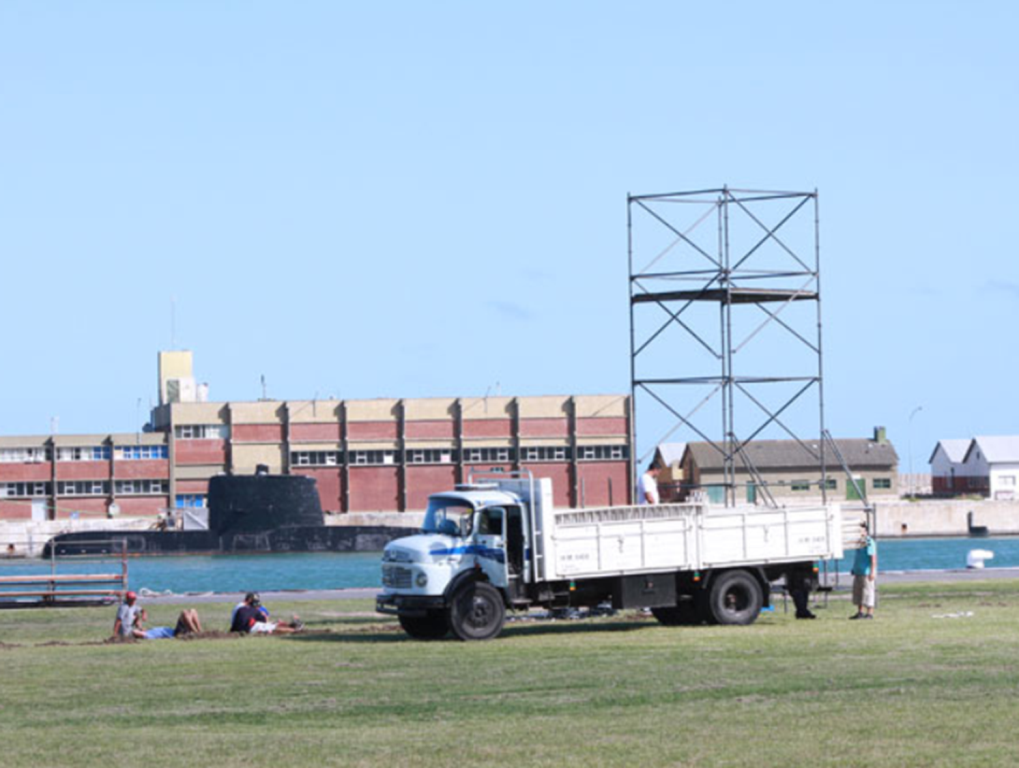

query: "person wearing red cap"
(113, 591), (143, 639)
(112, 591), (204, 640)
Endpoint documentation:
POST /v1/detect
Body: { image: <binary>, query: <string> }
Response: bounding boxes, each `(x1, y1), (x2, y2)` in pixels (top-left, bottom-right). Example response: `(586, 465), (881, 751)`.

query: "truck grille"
(382, 565), (413, 589)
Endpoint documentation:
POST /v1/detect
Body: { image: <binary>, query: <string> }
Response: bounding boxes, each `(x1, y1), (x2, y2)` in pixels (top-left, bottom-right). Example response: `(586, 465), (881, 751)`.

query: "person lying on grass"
(112, 591), (204, 639)
(229, 591), (304, 635)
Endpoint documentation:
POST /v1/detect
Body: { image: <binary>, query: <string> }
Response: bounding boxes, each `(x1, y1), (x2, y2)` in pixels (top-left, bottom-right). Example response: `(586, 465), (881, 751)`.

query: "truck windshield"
(422, 497), (475, 538)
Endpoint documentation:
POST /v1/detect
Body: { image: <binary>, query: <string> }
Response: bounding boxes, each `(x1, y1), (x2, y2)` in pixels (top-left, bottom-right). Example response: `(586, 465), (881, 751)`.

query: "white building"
(961, 436), (1019, 500)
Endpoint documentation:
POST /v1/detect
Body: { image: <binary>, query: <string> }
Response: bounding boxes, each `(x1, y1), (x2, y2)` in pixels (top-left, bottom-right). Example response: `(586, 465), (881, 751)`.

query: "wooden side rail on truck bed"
(0, 572), (127, 605)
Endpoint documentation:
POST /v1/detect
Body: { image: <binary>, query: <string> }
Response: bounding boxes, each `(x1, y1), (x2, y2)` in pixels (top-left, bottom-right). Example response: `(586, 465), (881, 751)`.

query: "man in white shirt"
(638, 464), (662, 505)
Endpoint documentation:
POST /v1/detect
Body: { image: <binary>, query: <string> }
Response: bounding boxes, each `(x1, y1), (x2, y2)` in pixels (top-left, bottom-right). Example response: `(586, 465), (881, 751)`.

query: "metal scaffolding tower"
(628, 187), (825, 507)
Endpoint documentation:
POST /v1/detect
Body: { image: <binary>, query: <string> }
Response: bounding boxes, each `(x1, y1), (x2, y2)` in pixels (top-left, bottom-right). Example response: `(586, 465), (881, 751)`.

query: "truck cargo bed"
(547, 502), (843, 580)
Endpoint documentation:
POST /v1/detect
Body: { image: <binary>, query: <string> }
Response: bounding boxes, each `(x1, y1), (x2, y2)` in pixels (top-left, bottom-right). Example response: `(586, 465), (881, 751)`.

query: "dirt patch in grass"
(90, 629), (337, 646)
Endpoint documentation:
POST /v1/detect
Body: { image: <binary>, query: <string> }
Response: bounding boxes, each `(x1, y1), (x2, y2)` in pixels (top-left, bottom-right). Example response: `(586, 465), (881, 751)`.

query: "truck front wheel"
(399, 612), (450, 640)
(707, 570), (763, 626)
(448, 581), (505, 641)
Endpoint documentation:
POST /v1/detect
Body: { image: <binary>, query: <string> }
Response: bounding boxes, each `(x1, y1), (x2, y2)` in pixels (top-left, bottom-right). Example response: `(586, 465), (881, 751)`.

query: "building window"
(174, 425), (229, 440)
(522, 446), (571, 462)
(57, 481), (110, 496)
(406, 449), (453, 465)
(791, 480), (810, 492)
(872, 478), (892, 490)
(0, 482), (52, 498)
(291, 451), (341, 467)
(56, 446), (111, 462)
(115, 445), (168, 460)
(576, 445), (629, 461)
(114, 480), (169, 495)
(824, 478), (837, 490)
(349, 450), (398, 466)
(0, 447), (51, 463)
(175, 494), (207, 508)
(1000, 475), (1016, 487)
(463, 447), (514, 464)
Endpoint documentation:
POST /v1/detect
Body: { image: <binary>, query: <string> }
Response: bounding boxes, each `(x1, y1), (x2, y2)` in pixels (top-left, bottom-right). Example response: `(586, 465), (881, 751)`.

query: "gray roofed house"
(679, 431), (899, 504)
(685, 438), (898, 472)
(929, 439), (972, 496)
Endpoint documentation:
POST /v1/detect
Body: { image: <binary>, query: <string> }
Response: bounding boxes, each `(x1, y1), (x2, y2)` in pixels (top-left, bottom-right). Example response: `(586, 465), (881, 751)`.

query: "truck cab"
(376, 481), (528, 640)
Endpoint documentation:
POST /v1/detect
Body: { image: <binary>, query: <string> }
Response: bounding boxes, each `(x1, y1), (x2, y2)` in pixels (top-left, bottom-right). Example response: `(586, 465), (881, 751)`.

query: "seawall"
(872, 499), (1019, 537)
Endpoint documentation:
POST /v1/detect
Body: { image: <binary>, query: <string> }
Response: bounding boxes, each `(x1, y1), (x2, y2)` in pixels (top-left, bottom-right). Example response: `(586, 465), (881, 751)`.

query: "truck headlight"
(415, 572), (428, 588)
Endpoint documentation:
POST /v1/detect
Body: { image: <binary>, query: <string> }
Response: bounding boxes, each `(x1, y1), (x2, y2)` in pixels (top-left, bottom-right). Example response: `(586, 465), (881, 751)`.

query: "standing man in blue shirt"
(850, 522), (878, 620)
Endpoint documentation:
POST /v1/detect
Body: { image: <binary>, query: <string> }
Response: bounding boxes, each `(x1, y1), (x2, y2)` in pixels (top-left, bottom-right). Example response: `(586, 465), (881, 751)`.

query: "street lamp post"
(908, 405), (923, 499)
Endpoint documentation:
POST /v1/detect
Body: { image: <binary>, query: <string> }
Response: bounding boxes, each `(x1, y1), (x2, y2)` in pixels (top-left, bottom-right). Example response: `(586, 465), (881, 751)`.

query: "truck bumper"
(376, 593), (447, 617)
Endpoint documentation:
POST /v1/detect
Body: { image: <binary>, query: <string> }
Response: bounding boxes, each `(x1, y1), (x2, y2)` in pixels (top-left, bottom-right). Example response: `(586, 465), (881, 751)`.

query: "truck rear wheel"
(448, 581), (505, 641)
(399, 612), (449, 640)
(707, 570), (762, 626)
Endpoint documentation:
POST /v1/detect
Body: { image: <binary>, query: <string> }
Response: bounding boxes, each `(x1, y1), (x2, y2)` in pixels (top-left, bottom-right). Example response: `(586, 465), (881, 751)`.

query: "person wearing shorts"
(113, 591), (203, 639)
(144, 609), (203, 638)
(850, 523), (877, 620)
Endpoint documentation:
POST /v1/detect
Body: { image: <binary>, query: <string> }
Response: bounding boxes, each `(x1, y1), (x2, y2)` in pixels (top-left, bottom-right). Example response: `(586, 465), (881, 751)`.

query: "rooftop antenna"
(261, 374), (268, 401)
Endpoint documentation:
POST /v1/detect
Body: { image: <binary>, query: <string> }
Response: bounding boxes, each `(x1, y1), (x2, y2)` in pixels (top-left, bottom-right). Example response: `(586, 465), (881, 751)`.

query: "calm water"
(3, 538), (1019, 595)
(831, 537), (1019, 573)
(0, 552), (383, 595)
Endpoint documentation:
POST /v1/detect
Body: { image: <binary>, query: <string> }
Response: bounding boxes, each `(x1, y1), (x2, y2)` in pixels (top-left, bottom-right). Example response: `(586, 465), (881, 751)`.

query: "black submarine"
(43, 472), (417, 557)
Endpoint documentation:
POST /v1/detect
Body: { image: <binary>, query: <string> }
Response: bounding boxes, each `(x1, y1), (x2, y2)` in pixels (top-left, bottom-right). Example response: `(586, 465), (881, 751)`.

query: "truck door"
(503, 505), (527, 601)
(504, 505), (524, 578)
(474, 506), (508, 589)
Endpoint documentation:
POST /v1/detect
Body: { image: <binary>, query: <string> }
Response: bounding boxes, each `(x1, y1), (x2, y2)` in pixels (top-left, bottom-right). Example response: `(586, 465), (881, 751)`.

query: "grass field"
(2, 582), (1019, 768)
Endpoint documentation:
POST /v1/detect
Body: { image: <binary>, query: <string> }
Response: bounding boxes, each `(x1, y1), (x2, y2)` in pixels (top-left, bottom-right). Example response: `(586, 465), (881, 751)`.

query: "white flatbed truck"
(376, 472), (845, 640)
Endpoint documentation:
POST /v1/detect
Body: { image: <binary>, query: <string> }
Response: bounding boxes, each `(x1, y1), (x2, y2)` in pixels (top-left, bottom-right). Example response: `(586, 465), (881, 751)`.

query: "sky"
(2, 1), (1018, 471)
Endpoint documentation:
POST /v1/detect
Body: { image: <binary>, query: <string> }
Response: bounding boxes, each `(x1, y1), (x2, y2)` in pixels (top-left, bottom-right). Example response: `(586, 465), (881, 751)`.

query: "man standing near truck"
(638, 463), (661, 505)
(850, 523), (878, 620)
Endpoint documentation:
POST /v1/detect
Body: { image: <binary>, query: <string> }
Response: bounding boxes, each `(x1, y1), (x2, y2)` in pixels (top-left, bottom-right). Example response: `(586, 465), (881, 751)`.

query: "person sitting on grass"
(229, 591), (304, 635)
(230, 591), (272, 627)
(112, 591), (204, 639)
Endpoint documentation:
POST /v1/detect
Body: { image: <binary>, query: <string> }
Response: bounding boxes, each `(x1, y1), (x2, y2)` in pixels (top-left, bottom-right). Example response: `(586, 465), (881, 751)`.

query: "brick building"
(0, 352), (632, 521)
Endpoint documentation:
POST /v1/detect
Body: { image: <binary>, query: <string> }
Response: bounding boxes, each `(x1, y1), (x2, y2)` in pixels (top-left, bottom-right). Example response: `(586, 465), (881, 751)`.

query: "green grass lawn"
(2, 583), (1019, 767)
